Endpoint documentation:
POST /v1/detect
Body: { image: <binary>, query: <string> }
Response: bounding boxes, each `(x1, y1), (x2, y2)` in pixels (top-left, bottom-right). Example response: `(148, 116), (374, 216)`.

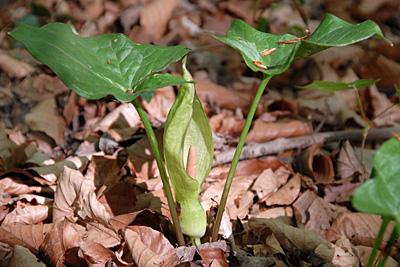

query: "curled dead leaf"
(2, 204), (49, 226)
(25, 98), (66, 146)
(0, 52), (34, 78)
(140, 0), (177, 42)
(199, 247), (228, 267)
(53, 167), (112, 224)
(300, 145), (334, 184)
(1, 223), (53, 251)
(246, 120), (313, 143)
(39, 221), (85, 267)
(124, 226), (178, 267)
(265, 174), (301, 206)
(195, 79), (251, 110)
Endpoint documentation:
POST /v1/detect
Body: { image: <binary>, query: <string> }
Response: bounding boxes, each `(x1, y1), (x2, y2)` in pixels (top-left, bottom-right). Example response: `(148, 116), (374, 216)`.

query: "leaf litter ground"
(0, 0), (400, 266)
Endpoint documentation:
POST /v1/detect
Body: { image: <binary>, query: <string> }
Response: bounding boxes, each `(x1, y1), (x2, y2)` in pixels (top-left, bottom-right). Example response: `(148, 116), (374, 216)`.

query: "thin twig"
(213, 126), (400, 166)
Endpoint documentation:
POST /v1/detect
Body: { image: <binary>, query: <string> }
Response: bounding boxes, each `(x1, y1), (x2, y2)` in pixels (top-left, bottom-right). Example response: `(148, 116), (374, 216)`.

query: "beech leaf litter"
(0, 0), (400, 266)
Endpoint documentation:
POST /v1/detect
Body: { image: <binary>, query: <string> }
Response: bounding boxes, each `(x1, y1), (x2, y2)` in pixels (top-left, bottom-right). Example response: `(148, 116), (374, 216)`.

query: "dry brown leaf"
(120, 5), (142, 33)
(305, 197), (338, 232)
(1, 224), (53, 251)
(248, 218), (334, 262)
(53, 167), (112, 224)
(265, 174), (301, 206)
(297, 90), (366, 127)
(78, 240), (114, 266)
(0, 227), (37, 253)
(175, 241), (228, 264)
(110, 209), (171, 237)
(98, 180), (139, 216)
(25, 98), (66, 145)
(327, 213), (396, 247)
(357, 55), (400, 88)
(126, 130), (162, 179)
(250, 207), (293, 219)
(218, 115), (245, 137)
(324, 183), (360, 203)
(369, 85), (400, 127)
(141, 87), (175, 125)
(2, 204), (49, 225)
(246, 120), (313, 143)
(85, 221), (120, 248)
(293, 190), (317, 224)
(195, 78), (251, 110)
(261, 3), (304, 33)
(355, 246), (399, 267)
(0, 177), (42, 195)
(39, 221), (85, 267)
(210, 157), (285, 180)
(85, 155), (125, 189)
(69, 0), (104, 21)
(62, 92), (78, 126)
(0, 52), (34, 78)
(199, 247), (228, 267)
(124, 226), (178, 267)
(202, 175), (256, 220)
(229, 190), (254, 219)
(93, 103), (141, 141)
(220, 0), (255, 24)
(140, 0), (177, 42)
(300, 145), (334, 184)
(330, 237), (360, 267)
(30, 156), (89, 184)
(251, 168), (289, 200)
(336, 140), (366, 182)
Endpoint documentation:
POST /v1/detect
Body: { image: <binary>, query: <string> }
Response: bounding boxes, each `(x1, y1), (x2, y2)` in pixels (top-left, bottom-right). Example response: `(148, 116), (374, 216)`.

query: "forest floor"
(0, 0), (399, 266)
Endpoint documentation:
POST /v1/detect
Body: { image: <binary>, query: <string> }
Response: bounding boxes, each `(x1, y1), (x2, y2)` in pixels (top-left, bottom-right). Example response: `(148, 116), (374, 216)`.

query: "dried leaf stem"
(211, 75), (271, 241)
(132, 98), (185, 246)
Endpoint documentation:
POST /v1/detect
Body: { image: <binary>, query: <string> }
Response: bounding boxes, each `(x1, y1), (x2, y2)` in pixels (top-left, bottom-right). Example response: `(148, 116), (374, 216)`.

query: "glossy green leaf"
(212, 13), (384, 76)
(298, 79), (376, 92)
(9, 23), (190, 101)
(164, 60), (213, 238)
(352, 138), (400, 233)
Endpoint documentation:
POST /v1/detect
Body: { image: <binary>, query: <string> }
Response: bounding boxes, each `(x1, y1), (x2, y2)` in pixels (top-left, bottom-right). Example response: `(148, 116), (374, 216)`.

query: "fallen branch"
(213, 127), (400, 166)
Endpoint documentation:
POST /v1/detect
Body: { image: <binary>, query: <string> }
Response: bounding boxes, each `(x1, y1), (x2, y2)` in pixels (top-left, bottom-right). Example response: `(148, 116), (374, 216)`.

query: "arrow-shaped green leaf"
(164, 60), (213, 239)
(212, 13), (384, 76)
(9, 23), (190, 101)
(352, 138), (400, 233)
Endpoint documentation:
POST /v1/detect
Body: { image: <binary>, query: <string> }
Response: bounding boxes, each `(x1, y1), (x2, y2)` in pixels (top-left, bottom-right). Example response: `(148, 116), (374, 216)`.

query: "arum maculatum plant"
(210, 13), (388, 241)
(9, 22), (191, 245)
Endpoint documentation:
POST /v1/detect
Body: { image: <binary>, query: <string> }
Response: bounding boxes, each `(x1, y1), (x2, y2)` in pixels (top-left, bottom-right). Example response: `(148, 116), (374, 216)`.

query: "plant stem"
(377, 226), (399, 267)
(367, 216), (390, 267)
(211, 75), (271, 242)
(132, 98), (185, 246)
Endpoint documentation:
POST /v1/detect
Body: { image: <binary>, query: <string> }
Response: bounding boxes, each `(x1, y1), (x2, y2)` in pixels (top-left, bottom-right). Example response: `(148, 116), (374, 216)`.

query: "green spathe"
(10, 23), (189, 101)
(164, 60), (213, 238)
